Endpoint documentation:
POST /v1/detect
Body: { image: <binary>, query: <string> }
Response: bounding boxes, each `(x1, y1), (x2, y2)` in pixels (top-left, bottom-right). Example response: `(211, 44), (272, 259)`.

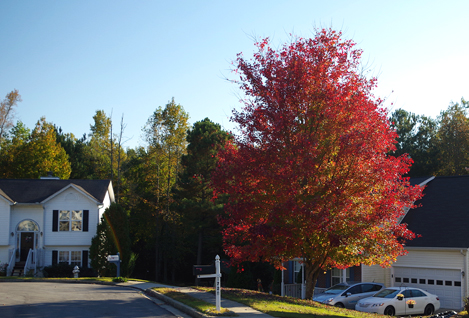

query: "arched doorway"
(16, 220), (40, 262)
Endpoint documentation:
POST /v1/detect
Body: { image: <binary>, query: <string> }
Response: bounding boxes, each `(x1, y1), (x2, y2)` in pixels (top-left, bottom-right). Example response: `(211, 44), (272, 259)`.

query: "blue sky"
(1, 0), (468, 149)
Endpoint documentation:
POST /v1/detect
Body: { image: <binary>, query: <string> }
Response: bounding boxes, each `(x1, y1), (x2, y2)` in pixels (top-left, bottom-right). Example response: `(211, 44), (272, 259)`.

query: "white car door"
(410, 289), (429, 314)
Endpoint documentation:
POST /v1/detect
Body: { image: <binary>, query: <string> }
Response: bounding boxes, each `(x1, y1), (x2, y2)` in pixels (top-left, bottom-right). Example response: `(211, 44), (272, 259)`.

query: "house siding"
(0, 199), (11, 245)
(10, 205), (44, 234)
(363, 249), (466, 287)
(396, 249), (464, 269)
(362, 264), (391, 286)
(43, 188), (101, 247)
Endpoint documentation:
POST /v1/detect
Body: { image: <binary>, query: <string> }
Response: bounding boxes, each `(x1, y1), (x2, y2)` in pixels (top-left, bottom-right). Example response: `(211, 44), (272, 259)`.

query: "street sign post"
(107, 253), (121, 277)
(194, 255), (222, 311)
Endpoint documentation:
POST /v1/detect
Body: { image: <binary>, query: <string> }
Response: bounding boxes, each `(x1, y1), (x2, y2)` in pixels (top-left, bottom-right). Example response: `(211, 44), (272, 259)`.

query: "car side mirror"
(346, 292), (351, 297)
(397, 296), (403, 301)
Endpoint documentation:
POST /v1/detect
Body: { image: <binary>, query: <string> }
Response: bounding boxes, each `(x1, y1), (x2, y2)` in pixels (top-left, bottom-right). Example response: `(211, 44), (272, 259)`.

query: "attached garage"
(393, 266), (463, 309)
(361, 176), (469, 311)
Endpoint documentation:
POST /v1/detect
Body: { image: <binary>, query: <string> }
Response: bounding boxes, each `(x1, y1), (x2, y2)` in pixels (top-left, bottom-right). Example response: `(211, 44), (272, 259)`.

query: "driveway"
(0, 281), (177, 317)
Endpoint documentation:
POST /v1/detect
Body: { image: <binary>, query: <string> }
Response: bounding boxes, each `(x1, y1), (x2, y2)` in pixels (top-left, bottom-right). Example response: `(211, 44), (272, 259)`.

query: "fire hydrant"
(73, 265), (80, 278)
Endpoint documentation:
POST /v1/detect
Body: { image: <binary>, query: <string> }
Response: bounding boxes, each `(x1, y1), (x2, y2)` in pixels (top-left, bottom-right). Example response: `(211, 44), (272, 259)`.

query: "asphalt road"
(0, 281), (178, 318)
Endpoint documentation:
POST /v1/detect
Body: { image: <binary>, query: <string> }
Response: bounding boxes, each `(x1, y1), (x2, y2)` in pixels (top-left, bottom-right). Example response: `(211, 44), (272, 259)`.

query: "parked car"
(355, 286), (440, 316)
(313, 282), (385, 309)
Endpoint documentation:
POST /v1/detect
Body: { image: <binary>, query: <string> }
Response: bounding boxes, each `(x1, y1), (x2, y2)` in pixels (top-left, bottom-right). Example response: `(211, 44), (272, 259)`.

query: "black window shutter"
(83, 210), (89, 232)
(52, 250), (58, 265)
(82, 250), (89, 268)
(52, 210), (59, 232)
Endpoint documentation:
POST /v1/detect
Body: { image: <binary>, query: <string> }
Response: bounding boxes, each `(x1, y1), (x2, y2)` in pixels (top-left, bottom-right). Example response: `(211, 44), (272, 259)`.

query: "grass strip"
(194, 287), (381, 318)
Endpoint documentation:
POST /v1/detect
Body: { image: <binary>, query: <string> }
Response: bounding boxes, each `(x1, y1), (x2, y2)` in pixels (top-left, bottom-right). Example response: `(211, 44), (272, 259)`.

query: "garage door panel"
(394, 267), (461, 310)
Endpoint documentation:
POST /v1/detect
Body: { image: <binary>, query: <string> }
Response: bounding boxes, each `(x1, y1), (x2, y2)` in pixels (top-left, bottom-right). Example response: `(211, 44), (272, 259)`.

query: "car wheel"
(424, 304), (435, 315)
(384, 306), (395, 316)
(334, 303), (344, 308)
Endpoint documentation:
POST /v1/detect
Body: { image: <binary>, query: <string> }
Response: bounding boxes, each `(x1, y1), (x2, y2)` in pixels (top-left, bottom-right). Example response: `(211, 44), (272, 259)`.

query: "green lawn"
(158, 286), (383, 318)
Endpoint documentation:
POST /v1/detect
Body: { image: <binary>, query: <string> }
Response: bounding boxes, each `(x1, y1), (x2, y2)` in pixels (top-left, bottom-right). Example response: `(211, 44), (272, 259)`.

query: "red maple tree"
(212, 29), (423, 298)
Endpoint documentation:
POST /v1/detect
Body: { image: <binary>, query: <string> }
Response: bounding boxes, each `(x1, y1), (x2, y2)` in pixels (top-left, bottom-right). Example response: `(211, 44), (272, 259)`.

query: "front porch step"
(12, 269), (23, 276)
(12, 261), (26, 276)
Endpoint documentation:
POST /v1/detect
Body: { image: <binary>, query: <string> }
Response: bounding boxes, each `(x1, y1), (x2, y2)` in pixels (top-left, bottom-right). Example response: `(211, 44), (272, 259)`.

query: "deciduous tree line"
(390, 98), (469, 177)
(0, 92), (230, 282)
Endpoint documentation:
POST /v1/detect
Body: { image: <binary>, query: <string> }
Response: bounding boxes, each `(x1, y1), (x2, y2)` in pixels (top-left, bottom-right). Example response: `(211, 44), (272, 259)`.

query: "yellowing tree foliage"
(0, 118), (71, 179)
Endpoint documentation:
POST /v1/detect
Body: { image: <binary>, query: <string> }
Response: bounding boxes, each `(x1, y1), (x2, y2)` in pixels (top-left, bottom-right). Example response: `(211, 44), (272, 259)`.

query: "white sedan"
(355, 286), (440, 316)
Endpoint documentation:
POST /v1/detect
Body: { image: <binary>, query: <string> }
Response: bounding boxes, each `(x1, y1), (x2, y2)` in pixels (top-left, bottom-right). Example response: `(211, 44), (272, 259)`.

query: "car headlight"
(371, 303), (385, 307)
(326, 298), (334, 303)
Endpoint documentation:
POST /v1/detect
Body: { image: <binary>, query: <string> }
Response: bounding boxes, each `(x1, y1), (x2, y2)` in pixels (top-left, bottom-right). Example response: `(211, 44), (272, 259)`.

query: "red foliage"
(212, 29), (422, 293)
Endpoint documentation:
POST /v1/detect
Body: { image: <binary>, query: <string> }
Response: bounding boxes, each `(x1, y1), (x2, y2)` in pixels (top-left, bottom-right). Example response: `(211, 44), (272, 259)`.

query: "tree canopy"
(0, 89), (21, 143)
(0, 118), (71, 179)
(389, 109), (439, 177)
(212, 29), (423, 298)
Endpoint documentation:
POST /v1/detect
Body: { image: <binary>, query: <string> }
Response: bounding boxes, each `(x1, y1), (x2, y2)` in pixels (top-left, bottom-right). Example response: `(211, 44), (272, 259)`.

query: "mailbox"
(193, 264), (215, 276)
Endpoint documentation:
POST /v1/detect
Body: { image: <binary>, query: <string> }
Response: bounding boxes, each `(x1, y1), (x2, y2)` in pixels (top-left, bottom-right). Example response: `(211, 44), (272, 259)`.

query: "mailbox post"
(194, 255), (222, 312)
(107, 252), (120, 277)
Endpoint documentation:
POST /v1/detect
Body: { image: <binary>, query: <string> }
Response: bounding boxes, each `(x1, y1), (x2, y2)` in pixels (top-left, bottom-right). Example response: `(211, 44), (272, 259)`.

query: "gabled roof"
(0, 179), (114, 204)
(402, 175), (469, 248)
(0, 187), (14, 204)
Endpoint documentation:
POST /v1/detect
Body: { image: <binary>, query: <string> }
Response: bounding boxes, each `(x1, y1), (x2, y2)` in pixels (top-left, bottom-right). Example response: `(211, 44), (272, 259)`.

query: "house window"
(59, 210), (82, 231)
(53, 210), (89, 232)
(71, 251), (82, 266)
(57, 251), (82, 266)
(59, 251), (70, 264)
(52, 250), (88, 267)
(331, 268), (350, 286)
(293, 261), (302, 283)
(17, 220), (39, 232)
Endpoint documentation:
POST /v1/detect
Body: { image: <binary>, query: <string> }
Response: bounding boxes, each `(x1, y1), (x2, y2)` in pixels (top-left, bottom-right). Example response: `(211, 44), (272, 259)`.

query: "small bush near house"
(464, 296), (469, 313)
(79, 266), (97, 277)
(42, 263), (96, 278)
(0, 262), (7, 276)
(43, 263), (74, 277)
(43, 263), (75, 277)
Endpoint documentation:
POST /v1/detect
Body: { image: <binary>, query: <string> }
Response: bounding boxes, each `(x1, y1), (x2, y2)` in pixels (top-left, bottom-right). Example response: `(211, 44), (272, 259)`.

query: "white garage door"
(393, 267), (462, 309)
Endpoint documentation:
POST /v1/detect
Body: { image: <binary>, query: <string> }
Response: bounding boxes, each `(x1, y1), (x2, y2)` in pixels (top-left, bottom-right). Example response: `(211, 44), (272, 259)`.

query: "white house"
(362, 175), (469, 310)
(0, 176), (114, 276)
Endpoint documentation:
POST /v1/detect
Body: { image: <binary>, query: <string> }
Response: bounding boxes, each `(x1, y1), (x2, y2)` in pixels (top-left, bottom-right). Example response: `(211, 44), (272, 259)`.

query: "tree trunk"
(155, 234), (159, 282)
(194, 231), (203, 285)
(305, 262), (321, 299)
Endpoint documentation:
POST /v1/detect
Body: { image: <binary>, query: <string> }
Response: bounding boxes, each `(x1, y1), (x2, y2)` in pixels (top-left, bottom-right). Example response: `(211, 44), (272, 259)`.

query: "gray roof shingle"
(403, 175), (469, 248)
(0, 179), (112, 204)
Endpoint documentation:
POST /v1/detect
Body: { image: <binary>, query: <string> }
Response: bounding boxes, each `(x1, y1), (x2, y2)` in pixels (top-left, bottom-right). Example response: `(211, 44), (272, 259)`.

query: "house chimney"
(40, 171), (60, 180)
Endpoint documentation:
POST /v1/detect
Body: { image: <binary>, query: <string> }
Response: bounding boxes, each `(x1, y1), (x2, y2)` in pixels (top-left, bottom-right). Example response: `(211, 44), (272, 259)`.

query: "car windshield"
(373, 289), (400, 298)
(323, 284), (349, 295)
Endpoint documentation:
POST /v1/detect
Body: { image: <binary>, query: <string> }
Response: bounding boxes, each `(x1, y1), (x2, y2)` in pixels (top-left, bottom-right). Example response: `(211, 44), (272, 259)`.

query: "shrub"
(43, 263), (75, 278)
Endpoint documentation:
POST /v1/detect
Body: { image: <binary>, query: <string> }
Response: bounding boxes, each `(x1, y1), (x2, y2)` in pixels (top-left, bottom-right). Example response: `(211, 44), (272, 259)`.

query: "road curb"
(144, 288), (211, 318)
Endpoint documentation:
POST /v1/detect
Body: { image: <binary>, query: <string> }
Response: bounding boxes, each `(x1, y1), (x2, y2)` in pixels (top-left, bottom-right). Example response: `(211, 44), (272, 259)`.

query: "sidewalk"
(120, 281), (274, 318)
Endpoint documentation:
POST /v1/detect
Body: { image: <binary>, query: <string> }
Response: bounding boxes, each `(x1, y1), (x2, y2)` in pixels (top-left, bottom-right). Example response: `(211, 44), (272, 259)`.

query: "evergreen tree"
(173, 118), (231, 272)
(89, 203), (134, 277)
